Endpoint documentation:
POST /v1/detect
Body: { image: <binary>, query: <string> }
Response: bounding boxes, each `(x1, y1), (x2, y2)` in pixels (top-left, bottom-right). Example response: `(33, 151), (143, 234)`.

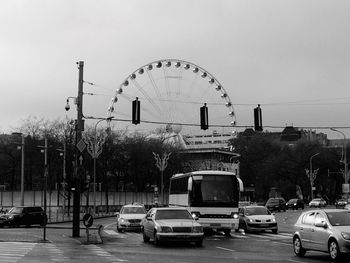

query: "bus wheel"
(223, 229), (231, 237)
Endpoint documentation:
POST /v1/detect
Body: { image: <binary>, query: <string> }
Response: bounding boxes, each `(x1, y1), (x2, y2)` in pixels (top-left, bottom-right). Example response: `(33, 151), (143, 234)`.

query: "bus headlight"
(231, 212), (238, 219)
(192, 212), (201, 219)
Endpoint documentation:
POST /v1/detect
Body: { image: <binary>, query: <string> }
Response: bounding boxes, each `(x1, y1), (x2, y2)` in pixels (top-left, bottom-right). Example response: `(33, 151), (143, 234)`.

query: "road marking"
(105, 229), (119, 235)
(287, 259), (305, 263)
(0, 242), (36, 262)
(216, 246), (235, 252)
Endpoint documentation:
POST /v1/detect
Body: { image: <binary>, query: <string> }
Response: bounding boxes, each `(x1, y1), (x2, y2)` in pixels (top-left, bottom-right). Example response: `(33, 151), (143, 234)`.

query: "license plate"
(260, 224), (268, 227)
(210, 223), (221, 227)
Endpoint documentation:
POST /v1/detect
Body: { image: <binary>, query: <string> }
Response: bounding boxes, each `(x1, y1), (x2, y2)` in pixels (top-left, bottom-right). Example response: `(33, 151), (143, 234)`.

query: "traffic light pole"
(73, 61), (84, 237)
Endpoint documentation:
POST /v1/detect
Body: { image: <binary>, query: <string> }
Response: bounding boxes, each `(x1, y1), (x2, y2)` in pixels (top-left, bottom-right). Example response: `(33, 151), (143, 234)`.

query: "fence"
(0, 190), (162, 223)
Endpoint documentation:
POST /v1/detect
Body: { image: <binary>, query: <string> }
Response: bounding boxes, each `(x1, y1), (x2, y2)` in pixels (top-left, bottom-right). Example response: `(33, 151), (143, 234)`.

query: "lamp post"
(12, 132), (25, 206)
(20, 134), (25, 206)
(153, 152), (171, 205)
(38, 138), (48, 241)
(84, 118), (112, 216)
(331, 128), (349, 198)
(306, 153), (319, 200)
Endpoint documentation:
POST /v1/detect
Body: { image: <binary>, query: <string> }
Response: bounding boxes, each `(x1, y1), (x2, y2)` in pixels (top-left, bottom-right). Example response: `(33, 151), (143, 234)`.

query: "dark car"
(265, 197), (286, 212)
(335, 198), (347, 208)
(0, 206), (47, 227)
(286, 199), (304, 210)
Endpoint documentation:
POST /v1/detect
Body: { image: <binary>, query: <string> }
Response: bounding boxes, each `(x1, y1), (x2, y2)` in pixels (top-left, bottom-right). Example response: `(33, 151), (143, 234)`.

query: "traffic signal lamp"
(200, 103), (209, 130)
(254, 104), (263, 131)
(132, 97), (140, 124)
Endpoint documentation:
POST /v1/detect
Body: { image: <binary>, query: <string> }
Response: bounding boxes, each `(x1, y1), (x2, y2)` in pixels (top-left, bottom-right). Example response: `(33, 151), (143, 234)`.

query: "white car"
(142, 207), (204, 246)
(237, 206), (278, 234)
(308, 198), (327, 208)
(115, 204), (146, 232)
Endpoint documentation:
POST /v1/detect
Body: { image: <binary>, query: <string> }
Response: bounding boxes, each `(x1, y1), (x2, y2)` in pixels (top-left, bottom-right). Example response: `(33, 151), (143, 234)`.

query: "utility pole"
(43, 138), (48, 241)
(73, 61), (84, 237)
(20, 135), (25, 206)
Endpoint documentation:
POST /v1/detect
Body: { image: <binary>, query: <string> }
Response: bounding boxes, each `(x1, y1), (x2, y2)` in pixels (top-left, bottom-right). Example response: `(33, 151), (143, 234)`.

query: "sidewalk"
(0, 223), (103, 245)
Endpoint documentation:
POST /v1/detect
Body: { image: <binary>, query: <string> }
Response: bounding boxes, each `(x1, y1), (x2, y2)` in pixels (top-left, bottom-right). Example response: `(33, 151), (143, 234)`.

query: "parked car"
(265, 197), (286, 212)
(237, 206), (278, 234)
(0, 206), (47, 227)
(286, 199), (304, 210)
(293, 209), (350, 260)
(344, 204), (350, 210)
(335, 199), (347, 208)
(115, 203), (147, 232)
(141, 207), (204, 246)
(308, 198), (327, 208)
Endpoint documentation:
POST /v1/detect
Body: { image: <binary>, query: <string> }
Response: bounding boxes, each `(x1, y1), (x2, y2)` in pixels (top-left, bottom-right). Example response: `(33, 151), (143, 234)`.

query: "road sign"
(77, 139), (86, 152)
(342, 184), (350, 194)
(83, 213), (93, 228)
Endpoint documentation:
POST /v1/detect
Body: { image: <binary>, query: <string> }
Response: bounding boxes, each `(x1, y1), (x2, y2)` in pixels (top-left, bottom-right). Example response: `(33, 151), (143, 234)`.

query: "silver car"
(293, 209), (350, 260)
(142, 207), (204, 246)
(115, 204), (146, 232)
(238, 206), (278, 234)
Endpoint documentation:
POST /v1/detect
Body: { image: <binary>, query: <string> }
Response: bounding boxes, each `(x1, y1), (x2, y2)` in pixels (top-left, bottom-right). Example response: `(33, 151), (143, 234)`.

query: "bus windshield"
(191, 175), (238, 207)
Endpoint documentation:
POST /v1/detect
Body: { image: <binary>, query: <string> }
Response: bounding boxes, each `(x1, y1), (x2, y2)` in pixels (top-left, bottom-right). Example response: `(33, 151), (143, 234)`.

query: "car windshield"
(245, 207), (270, 216)
(312, 199), (322, 202)
(288, 199), (297, 203)
(155, 210), (193, 220)
(121, 207), (146, 214)
(267, 199), (279, 204)
(326, 211), (350, 226)
(8, 207), (23, 214)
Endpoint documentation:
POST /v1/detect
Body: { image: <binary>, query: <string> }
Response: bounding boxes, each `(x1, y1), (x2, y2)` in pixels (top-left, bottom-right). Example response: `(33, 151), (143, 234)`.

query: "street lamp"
(330, 128), (349, 198)
(153, 152), (171, 205)
(12, 132), (25, 206)
(306, 152), (319, 200)
(84, 117), (113, 215)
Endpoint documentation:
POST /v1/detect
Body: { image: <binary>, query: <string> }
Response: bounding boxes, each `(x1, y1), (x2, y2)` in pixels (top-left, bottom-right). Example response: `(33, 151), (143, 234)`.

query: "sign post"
(83, 213), (94, 244)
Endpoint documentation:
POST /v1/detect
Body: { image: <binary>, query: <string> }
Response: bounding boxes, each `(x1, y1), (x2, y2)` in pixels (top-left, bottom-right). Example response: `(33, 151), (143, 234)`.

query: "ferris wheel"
(107, 59), (237, 136)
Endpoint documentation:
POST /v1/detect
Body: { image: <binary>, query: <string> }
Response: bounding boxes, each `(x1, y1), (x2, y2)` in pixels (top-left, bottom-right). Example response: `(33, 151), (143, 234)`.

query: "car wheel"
(329, 239), (341, 260)
(293, 236), (306, 257)
(223, 229), (231, 237)
(153, 231), (160, 246)
(272, 228), (278, 234)
(142, 229), (150, 243)
(117, 226), (124, 233)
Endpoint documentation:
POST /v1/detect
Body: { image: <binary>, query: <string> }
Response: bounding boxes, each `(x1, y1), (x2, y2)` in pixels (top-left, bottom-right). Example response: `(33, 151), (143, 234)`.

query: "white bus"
(169, 170), (243, 236)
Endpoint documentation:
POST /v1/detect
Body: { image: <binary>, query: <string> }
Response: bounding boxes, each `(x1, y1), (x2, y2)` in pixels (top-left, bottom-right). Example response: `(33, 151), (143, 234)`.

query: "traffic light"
(132, 97), (140, 124)
(200, 103), (209, 130)
(254, 104), (263, 131)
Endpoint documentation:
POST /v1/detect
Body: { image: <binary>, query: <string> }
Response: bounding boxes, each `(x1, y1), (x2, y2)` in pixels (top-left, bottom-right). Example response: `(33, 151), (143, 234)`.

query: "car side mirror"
(315, 221), (328, 228)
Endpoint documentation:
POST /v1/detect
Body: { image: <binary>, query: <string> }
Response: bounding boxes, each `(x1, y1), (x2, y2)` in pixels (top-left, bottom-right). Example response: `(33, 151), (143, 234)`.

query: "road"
(0, 208), (349, 262)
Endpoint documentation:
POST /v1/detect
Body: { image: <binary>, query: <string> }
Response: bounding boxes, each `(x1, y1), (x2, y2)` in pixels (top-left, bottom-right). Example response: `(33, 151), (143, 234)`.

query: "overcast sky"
(1, 0), (350, 139)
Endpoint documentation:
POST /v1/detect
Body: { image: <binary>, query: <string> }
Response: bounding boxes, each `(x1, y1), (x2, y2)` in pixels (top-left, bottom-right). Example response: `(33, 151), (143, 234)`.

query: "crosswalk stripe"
(0, 242), (36, 263)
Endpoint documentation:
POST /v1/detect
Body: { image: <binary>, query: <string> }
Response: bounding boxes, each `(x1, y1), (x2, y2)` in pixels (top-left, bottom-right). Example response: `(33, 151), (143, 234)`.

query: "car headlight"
(8, 215), (14, 219)
(271, 218), (276, 223)
(119, 218), (126, 223)
(293, 204), (297, 206)
(248, 219), (254, 223)
(341, 232), (350, 240)
(193, 226), (203, 233)
(160, 226), (172, 233)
